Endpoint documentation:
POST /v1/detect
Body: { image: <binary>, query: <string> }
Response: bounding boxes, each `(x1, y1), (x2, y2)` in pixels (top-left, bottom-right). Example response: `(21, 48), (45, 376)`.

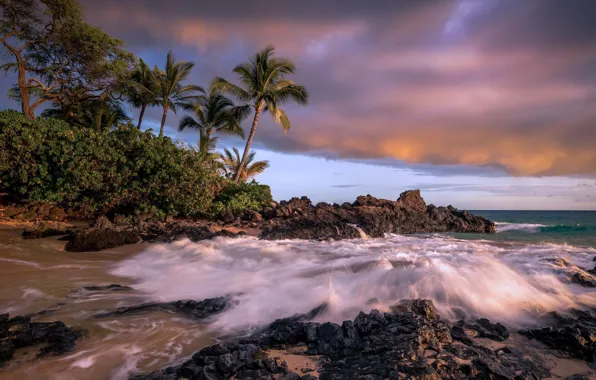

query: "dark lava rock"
(22, 221), (74, 239)
(452, 318), (510, 345)
(520, 309), (596, 363)
(95, 296), (232, 320)
(65, 228), (140, 252)
(547, 258), (596, 287)
(260, 190), (495, 240)
(152, 223), (245, 243)
(0, 313), (79, 365)
(132, 299), (550, 380)
(130, 343), (312, 380)
(83, 284), (133, 292)
(1, 202), (68, 221)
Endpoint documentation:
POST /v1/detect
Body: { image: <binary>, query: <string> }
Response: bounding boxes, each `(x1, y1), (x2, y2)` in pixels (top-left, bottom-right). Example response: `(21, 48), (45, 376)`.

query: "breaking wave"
(111, 235), (596, 331)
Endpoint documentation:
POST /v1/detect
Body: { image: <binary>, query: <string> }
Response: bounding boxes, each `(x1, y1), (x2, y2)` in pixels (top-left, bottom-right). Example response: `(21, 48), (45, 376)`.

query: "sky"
(2, 0), (596, 209)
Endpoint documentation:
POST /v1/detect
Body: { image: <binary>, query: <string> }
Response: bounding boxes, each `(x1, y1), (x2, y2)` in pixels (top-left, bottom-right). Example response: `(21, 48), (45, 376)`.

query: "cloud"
(331, 184), (364, 188)
(3, 0), (594, 177)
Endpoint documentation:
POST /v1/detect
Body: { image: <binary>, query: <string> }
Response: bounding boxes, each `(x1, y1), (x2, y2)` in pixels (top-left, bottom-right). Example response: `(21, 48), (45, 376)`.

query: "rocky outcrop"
(547, 258), (596, 287)
(520, 308), (596, 364)
(59, 190), (495, 251)
(0, 313), (79, 365)
(83, 284), (133, 292)
(94, 296), (233, 320)
(64, 216), (247, 252)
(131, 299), (550, 380)
(260, 190), (495, 240)
(0, 202), (68, 221)
(21, 221), (75, 239)
(65, 227), (141, 252)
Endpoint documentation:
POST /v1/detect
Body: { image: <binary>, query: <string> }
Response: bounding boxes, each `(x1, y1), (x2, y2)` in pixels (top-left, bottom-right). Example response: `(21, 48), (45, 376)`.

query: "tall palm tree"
(219, 147), (269, 182)
(127, 58), (160, 129)
(211, 45), (308, 182)
(178, 88), (250, 156)
(154, 51), (203, 137)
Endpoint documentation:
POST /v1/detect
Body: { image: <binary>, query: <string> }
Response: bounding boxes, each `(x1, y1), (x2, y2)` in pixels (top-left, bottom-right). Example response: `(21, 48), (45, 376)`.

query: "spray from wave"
(495, 222), (547, 233)
(111, 235), (596, 331)
(496, 222), (594, 235)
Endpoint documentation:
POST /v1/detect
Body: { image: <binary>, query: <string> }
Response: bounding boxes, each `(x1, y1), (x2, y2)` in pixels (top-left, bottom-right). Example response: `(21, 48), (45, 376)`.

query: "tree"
(126, 58), (159, 129)
(219, 147), (269, 182)
(211, 45), (308, 182)
(42, 98), (130, 131)
(0, 0), (134, 119)
(154, 50), (203, 137)
(179, 88), (250, 156)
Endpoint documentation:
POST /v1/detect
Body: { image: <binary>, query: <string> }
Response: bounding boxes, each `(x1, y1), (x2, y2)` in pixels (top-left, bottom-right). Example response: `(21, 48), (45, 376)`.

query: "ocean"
(461, 210), (596, 248)
(1, 210), (595, 378)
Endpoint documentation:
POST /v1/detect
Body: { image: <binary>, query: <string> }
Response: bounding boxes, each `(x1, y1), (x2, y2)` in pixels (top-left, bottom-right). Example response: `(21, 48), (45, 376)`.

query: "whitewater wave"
(111, 235), (596, 331)
(495, 222), (548, 232)
(495, 222), (593, 234)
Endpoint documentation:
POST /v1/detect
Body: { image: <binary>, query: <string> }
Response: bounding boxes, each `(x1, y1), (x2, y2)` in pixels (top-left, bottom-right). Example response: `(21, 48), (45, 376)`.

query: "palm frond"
(211, 77), (251, 101)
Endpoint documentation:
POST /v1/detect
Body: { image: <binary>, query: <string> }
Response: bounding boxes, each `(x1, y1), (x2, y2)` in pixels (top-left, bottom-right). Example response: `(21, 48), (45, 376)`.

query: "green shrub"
(0, 110), (223, 218)
(211, 180), (272, 217)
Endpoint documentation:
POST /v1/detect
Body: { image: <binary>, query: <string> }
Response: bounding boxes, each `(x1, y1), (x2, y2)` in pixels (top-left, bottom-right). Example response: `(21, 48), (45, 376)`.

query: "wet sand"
(0, 226), (216, 379)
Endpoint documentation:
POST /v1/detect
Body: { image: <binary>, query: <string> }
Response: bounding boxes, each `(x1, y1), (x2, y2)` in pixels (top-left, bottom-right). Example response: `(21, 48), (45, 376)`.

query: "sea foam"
(111, 234), (596, 331)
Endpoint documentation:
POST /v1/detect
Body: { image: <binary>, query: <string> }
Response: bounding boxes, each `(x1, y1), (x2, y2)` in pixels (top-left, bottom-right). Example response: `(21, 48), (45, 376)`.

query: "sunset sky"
(3, 0), (596, 209)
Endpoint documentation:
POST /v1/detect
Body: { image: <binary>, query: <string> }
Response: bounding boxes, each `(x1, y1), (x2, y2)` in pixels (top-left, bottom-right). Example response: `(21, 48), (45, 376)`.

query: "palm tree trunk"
(159, 104), (169, 137)
(234, 102), (262, 183)
(137, 104), (147, 129)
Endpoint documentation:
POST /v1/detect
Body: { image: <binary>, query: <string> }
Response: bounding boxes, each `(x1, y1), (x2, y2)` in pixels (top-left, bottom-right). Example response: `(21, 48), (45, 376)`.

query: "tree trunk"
(137, 104), (146, 129)
(18, 61), (34, 119)
(234, 102), (262, 183)
(159, 104), (169, 137)
(0, 39), (34, 119)
(96, 99), (105, 132)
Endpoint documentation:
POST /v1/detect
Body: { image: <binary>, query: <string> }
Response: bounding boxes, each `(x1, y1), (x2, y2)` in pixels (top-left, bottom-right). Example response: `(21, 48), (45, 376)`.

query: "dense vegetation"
(0, 110), (273, 218)
(0, 0), (304, 220)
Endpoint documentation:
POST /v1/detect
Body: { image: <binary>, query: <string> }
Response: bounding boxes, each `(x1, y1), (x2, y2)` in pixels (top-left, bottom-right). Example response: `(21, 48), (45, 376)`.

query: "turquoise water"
(456, 211), (596, 248)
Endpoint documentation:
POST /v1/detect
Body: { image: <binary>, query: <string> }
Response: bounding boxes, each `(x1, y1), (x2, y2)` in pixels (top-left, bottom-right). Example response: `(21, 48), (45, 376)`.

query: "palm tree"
(178, 88), (250, 156)
(42, 99), (130, 131)
(153, 51), (203, 137)
(211, 45), (308, 182)
(219, 147), (269, 182)
(127, 58), (160, 129)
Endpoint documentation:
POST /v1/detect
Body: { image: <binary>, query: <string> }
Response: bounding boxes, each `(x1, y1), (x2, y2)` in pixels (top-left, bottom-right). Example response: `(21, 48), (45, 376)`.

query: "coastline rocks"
(0, 314), (79, 365)
(0, 202), (67, 221)
(83, 284), (133, 292)
(520, 309), (596, 364)
(65, 227), (140, 252)
(64, 216), (247, 252)
(451, 318), (510, 345)
(22, 221), (75, 239)
(260, 190), (495, 240)
(95, 296), (233, 320)
(547, 258), (596, 287)
(131, 299), (550, 380)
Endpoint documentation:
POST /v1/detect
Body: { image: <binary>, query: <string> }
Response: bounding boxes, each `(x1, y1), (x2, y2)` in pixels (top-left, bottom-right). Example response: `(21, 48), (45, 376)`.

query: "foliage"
(0, 0), (134, 119)
(0, 110), (222, 218)
(211, 45), (308, 182)
(41, 98), (130, 131)
(219, 147), (269, 182)
(210, 180), (272, 217)
(154, 50), (203, 137)
(179, 88), (250, 156)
